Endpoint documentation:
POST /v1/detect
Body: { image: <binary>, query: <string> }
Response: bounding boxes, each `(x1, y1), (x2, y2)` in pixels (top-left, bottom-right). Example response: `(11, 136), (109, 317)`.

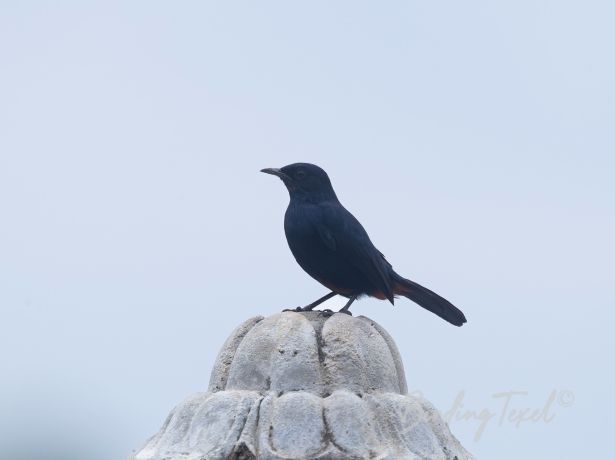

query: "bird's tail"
(392, 272), (467, 327)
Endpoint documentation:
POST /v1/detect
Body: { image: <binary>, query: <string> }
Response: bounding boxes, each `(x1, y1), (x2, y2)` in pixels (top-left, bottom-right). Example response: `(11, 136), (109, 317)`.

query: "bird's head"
(261, 163), (337, 202)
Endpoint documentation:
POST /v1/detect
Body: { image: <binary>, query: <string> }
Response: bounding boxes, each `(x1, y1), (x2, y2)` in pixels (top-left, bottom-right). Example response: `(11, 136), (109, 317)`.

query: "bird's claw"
(282, 307), (303, 312)
(319, 309), (334, 317)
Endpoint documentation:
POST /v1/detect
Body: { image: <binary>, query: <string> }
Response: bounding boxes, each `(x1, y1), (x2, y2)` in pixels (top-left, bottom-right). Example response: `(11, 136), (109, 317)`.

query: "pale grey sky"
(1, 2), (613, 459)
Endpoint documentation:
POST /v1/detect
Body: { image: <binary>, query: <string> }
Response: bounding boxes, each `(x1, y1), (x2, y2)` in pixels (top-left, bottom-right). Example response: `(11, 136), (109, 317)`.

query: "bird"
(261, 163), (467, 326)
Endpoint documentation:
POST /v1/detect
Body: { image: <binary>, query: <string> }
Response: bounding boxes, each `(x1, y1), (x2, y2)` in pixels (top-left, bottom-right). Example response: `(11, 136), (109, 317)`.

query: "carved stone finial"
(130, 312), (473, 460)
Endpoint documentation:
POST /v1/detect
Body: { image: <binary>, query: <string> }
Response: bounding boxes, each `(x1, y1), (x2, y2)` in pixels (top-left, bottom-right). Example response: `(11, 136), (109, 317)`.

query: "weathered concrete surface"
(130, 311), (473, 460)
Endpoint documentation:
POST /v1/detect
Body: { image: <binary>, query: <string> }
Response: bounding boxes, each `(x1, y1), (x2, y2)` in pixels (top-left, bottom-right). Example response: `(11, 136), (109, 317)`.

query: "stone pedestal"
(130, 311), (473, 460)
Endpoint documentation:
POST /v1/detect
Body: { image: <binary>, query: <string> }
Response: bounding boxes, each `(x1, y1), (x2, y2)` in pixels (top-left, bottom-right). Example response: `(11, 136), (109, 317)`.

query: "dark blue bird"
(261, 162), (466, 326)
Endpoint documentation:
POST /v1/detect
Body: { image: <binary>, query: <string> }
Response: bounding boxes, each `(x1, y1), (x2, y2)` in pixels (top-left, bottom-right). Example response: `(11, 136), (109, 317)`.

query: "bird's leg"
(301, 291), (337, 311)
(283, 291), (337, 313)
(337, 295), (357, 315)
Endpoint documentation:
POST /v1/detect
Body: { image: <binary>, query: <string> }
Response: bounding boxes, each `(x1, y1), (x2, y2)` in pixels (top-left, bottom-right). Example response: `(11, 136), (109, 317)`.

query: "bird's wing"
(316, 202), (394, 302)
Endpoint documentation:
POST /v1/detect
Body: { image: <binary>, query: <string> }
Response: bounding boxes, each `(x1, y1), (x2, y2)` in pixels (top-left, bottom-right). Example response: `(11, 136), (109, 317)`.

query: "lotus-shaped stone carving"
(131, 312), (472, 460)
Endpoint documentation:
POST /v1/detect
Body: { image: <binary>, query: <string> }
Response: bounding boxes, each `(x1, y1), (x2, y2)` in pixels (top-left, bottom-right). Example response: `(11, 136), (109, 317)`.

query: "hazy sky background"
(1, 2), (613, 459)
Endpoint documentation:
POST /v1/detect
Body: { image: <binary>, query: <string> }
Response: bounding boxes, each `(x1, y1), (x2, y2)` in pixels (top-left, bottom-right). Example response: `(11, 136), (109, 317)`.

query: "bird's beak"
(261, 168), (288, 180)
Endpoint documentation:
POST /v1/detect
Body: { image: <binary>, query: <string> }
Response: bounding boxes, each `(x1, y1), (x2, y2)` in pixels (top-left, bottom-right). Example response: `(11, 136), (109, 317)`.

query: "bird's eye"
(296, 170), (306, 180)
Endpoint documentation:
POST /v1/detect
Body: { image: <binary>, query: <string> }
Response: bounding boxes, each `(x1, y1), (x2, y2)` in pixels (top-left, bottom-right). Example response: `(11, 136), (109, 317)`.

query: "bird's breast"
(283, 203), (370, 295)
(283, 205), (323, 259)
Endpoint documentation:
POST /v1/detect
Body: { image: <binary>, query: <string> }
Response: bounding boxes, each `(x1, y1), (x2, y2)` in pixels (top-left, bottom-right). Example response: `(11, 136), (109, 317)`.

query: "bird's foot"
(319, 309), (335, 317)
(337, 309), (353, 316)
(283, 306), (318, 313)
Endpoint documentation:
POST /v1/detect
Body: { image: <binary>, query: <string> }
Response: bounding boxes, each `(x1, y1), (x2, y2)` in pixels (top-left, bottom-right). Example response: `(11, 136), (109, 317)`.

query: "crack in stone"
(322, 405), (357, 458)
(303, 312), (331, 397)
(227, 442), (256, 460)
(268, 424), (276, 453)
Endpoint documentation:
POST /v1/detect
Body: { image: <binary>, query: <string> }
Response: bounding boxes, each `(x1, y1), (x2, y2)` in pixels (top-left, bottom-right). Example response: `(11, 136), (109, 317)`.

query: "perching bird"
(261, 163), (467, 326)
